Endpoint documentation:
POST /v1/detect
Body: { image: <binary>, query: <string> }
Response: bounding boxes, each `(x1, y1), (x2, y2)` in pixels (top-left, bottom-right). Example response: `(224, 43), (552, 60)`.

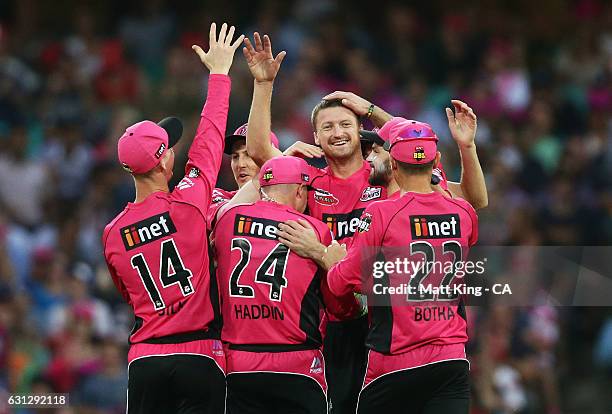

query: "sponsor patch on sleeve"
(188, 167), (200, 178)
(357, 212), (372, 233)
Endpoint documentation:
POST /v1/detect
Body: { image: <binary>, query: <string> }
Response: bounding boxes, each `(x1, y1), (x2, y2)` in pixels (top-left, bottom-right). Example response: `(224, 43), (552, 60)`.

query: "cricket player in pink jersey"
(236, 33), (487, 414)
(320, 117), (478, 414)
(208, 124), (323, 230)
(359, 100), (485, 210)
(206, 123), (280, 230)
(102, 23), (243, 414)
(212, 156), (361, 414)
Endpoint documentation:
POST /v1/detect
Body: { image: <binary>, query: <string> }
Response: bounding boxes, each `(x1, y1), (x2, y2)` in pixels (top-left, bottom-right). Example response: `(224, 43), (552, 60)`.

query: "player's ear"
(390, 157), (398, 171)
(313, 131), (320, 146)
(433, 151), (441, 168)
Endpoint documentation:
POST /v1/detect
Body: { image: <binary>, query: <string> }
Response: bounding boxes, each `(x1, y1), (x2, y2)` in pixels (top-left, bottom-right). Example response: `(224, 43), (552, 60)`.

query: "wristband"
(366, 104), (375, 119)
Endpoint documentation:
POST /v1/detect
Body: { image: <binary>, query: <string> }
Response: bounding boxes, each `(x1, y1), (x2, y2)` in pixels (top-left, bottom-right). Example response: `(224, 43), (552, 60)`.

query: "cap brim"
(224, 135), (246, 155)
(359, 130), (385, 146)
(157, 117), (183, 147)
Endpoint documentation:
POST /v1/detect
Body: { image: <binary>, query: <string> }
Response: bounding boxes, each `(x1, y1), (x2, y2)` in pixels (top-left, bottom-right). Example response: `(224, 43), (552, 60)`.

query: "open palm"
(446, 99), (477, 147)
(243, 32), (286, 83)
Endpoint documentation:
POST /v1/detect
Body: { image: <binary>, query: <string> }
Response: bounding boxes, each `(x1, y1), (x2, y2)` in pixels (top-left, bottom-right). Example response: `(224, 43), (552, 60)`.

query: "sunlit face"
(314, 107), (361, 160)
(366, 143), (392, 186)
(230, 141), (260, 188)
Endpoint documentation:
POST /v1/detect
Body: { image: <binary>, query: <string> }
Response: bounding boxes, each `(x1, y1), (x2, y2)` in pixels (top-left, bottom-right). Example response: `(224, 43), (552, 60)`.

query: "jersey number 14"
(130, 239), (195, 311)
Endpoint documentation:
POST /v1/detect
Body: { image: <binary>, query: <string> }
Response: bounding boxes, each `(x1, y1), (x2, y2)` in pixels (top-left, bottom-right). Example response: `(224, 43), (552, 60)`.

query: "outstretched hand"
(446, 100), (477, 148)
(243, 32), (286, 83)
(192, 22), (245, 75)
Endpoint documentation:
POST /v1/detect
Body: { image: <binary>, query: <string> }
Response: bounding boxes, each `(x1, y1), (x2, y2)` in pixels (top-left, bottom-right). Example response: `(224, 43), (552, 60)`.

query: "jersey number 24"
(229, 238), (289, 302)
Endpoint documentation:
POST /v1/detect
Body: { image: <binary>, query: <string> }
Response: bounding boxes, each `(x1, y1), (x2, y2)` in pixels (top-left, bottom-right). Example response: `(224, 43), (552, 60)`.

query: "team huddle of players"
(103, 23), (486, 414)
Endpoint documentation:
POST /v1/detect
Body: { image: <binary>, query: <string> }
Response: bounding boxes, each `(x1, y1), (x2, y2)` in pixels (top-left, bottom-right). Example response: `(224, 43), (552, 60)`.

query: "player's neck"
(326, 154), (363, 179)
(396, 174), (432, 195)
(133, 178), (169, 203)
(387, 179), (400, 196)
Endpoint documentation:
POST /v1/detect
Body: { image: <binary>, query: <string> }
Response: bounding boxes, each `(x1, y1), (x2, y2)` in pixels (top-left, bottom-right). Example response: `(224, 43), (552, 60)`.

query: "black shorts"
(227, 372), (327, 414)
(324, 314), (369, 414)
(127, 354), (225, 414)
(357, 360), (470, 414)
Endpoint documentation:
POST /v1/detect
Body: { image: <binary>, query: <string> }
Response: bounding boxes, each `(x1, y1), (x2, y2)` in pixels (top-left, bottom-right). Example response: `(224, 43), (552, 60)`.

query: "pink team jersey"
(307, 161), (387, 243)
(212, 200), (360, 351)
(327, 191), (478, 377)
(207, 187), (237, 230)
(306, 161), (449, 243)
(103, 75), (231, 347)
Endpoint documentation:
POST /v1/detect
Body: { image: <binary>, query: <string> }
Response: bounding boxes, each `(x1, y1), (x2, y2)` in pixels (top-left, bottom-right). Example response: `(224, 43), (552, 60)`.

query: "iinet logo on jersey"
(234, 214), (281, 240)
(410, 214), (461, 239)
(120, 212), (177, 250)
(323, 209), (364, 240)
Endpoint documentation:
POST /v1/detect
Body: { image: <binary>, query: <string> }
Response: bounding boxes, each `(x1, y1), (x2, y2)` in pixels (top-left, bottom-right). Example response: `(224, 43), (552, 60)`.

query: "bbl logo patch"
(357, 212), (372, 233)
(413, 146), (426, 161)
(263, 169), (274, 181)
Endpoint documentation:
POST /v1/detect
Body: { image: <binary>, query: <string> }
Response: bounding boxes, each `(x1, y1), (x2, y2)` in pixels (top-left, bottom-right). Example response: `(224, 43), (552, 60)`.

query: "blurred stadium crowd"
(0, 0), (610, 413)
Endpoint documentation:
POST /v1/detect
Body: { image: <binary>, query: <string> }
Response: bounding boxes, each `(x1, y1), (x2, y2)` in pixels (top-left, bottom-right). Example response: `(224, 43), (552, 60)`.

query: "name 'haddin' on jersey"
(234, 214), (281, 240)
(409, 214), (461, 239)
(120, 212), (177, 250)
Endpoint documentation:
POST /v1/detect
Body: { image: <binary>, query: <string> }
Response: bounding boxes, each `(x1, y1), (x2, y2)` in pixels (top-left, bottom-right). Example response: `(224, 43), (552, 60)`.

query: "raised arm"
(243, 33), (286, 167)
(187, 23), (244, 191)
(445, 100), (488, 209)
(172, 24), (244, 212)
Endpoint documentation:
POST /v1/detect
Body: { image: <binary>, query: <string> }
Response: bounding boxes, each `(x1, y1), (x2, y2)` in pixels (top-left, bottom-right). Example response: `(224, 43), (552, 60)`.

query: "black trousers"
(324, 315), (369, 414)
(127, 354), (226, 414)
(357, 360), (470, 414)
(227, 372), (327, 414)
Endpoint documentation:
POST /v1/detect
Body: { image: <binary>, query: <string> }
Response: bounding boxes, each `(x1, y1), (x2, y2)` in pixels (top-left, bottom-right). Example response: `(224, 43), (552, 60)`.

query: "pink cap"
(117, 117), (183, 174)
(379, 117), (438, 164)
(259, 156), (311, 187)
(225, 123), (279, 155)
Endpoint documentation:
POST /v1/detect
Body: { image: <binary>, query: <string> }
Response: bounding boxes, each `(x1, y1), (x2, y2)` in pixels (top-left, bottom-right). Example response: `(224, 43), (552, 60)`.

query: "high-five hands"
(192, 23), (245, 75)
(243, 32), (287, 83)
(446, 100), (477, 149)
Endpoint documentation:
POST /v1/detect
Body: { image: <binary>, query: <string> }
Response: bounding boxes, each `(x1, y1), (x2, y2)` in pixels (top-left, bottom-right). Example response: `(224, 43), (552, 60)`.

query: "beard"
(368, 159), (392, 187)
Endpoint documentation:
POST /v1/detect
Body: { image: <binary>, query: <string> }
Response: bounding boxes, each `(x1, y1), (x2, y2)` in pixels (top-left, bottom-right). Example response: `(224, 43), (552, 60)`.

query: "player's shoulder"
(292, 210), (327, 234)
(102, 208), (130, 250)
(216, 201), (258, 224)
(103, 208), (129, 236)
(212, 187), (236, 203)
(366, 194), (407, 214)
(444, 195), (477, 216)
(307, 164), (327, 183)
